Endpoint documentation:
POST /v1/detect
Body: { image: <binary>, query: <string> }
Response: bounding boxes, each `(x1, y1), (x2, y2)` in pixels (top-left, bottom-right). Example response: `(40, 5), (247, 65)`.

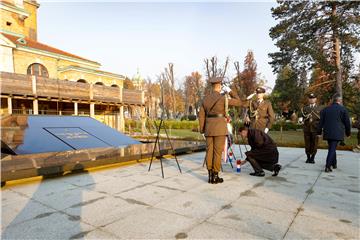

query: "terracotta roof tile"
(2, 33), (100, 65)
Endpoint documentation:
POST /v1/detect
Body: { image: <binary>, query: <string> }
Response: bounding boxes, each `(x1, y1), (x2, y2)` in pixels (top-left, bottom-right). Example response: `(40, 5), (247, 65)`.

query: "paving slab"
(101, 207), (199, 239)
(207, 202), (296, 239)
(284, 214), (360, 240)
(1, 147), (359, 239)
(186, 221), (267, 239)
(1, 212), (95, 240)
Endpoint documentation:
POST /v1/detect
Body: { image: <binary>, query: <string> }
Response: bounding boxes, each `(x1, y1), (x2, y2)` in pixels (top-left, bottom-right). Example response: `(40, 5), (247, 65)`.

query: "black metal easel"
(148, 84), (182, 178)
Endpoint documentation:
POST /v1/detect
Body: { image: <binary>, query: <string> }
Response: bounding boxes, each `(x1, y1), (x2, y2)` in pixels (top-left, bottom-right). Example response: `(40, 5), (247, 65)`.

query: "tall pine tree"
(271, 65), (302, 113)
(269, 1), (360, 98)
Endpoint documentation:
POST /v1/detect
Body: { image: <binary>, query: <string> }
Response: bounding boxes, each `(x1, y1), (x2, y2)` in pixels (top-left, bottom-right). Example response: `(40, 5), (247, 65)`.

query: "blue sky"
(37, 1), (279, 88)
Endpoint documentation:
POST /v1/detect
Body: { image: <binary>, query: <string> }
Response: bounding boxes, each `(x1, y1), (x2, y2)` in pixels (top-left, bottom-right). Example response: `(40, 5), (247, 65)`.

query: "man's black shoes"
(250, 171), (265, 177)
(272, 164), (282, 176)
(305, 154), (311, 163)
(332, 164), (337, 169)
(325, 167), (332, 172)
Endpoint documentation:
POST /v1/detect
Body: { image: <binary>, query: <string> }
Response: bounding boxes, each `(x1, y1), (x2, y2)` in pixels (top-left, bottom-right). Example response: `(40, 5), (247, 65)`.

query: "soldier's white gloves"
(201, 133), (205, 139)
(264, 128), (269, 134)
(246, 93), (256, 100)
(223, 86), (232, 93)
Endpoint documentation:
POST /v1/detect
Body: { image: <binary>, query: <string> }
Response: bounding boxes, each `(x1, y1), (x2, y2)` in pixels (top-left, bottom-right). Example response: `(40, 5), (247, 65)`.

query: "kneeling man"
(239, 126), (281, 177)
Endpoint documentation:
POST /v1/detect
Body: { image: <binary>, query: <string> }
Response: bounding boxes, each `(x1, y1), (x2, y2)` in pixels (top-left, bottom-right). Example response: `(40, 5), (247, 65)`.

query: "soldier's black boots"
(309, 154), (315, 164)
(306, 154), (311, 163)
(208, 170), (214, 184)
(212, 172), (224, 184)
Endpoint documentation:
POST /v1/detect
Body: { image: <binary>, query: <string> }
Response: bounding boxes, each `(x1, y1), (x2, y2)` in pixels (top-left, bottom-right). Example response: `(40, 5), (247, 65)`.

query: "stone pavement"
(1, 147), (359, 239)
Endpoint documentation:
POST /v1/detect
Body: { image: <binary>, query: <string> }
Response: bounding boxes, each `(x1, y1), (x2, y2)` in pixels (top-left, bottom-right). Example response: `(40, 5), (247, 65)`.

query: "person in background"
(352, 115), (360, 152)
(302, 93), (323, 164)
(317, 93), (351, 172)
(245, 87), (275, 133)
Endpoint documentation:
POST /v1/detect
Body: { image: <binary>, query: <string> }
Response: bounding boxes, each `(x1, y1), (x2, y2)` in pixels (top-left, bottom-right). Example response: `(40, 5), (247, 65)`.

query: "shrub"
(181, 115), (197, 121)
(271, 121), (301, 131)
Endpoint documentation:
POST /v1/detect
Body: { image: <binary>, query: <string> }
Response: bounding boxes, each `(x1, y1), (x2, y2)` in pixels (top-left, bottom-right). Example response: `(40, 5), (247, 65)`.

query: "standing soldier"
(245, 87), (275, 133)
(199, 77), (244, 184)
(302, 93), (323, 163)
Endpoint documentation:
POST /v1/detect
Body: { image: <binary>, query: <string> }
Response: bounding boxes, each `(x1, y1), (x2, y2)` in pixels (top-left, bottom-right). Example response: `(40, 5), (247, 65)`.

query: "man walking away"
(317, 93), (351, 172)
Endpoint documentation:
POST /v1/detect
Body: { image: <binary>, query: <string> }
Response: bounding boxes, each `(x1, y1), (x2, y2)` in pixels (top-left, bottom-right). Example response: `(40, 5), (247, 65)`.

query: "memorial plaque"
(43, 127), (111, 149)
(1, 116), (140, 155)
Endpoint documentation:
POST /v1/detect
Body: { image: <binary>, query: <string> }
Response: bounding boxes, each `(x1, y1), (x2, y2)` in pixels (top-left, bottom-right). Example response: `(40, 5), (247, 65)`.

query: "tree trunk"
(332, 3), (342, 98)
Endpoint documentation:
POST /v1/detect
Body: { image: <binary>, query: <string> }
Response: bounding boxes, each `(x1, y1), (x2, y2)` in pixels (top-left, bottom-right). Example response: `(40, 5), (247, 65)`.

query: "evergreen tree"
(269, 1), (360, 98)
(271, 65), (302, 113)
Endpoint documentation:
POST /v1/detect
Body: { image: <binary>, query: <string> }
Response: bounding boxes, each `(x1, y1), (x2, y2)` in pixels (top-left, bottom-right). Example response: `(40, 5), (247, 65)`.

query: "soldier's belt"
(207, 114), (224, 118)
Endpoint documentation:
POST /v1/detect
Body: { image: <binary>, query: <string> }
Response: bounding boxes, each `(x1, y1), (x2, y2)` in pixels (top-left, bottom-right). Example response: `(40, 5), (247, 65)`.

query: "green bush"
(181, 115), (197, 121)
(143, 120), (199, 130)
(271, 121), (301, 131)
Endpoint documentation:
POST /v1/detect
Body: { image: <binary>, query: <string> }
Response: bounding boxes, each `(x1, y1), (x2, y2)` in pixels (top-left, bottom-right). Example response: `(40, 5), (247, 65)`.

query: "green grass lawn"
(268, 130), (357, 149)
(132, 128), (358, 150)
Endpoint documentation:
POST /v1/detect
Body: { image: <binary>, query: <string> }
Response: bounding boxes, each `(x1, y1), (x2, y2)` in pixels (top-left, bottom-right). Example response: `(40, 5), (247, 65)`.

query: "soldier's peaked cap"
(308, 93), (316, 98)
(255, 87), (266, 93)
(209, 77), (223, 84)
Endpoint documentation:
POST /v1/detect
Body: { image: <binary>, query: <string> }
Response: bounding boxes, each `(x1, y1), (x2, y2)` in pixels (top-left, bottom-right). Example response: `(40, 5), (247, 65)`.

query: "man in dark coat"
(199, 77), (245, 184)
(317, 93), (351, 172)
(239, 126), (281, 177)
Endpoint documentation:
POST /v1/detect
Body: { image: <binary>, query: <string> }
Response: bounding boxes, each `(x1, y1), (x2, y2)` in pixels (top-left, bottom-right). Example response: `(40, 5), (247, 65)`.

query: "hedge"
(125, 119), (301, 131)
(125, 119), (199, 130)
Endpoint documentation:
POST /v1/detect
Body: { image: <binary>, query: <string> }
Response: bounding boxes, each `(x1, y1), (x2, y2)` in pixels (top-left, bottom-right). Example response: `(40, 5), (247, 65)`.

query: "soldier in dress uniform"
(199, 77), (244, 184)
(245, 87), (275, 133)
(302, 93), (323, 163)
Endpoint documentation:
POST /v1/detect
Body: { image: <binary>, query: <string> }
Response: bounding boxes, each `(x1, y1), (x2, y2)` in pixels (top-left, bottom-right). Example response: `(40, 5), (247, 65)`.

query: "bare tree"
(144, 78), (160, 119)
(162, 63), (177, 118)
(204, 56), (230, 93)
(204, 56), (229, 79)
(184, 71), (204, 116)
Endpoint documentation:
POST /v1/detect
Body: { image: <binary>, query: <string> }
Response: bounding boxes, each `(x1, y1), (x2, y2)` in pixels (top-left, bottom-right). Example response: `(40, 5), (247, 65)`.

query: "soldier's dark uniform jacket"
(302, 105), (323, 133)
(302, 94), (324, 162)
(249, 100), (275, 131)
(199, 91), (243, 136)
(199, 87), (245, 174)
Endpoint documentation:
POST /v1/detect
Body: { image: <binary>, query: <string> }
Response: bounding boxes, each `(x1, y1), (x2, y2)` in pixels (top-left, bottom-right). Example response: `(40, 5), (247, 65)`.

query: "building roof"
(58, 65), (125, 80)
(1, 32), (100, 66)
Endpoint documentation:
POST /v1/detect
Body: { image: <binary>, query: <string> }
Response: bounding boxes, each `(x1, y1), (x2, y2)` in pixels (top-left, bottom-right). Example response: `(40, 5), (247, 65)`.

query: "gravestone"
(1, 115), (140, 155)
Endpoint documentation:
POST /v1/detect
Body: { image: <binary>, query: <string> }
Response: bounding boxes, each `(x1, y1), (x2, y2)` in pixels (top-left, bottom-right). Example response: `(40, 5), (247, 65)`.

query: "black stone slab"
(1, 115), (140, 155)
(1, 140), (206, 183)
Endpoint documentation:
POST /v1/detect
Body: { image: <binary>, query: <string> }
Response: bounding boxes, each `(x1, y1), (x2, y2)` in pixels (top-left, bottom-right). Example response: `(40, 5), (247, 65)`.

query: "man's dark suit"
(318, 103), (351, 169)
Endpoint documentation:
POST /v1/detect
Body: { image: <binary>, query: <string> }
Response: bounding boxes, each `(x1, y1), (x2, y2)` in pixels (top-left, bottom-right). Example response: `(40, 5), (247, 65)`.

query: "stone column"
(7, 97), (12, 114)
(31, 75), (37, 95)
(90, 102), (95, 118)
(119, 105), (125, 132)
(74, 102), (78, 115)
(119, 86), (123, 102)
(33, 99), (39, 115)
(141, 106), (146, 135)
